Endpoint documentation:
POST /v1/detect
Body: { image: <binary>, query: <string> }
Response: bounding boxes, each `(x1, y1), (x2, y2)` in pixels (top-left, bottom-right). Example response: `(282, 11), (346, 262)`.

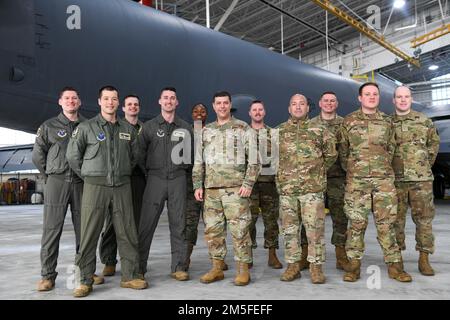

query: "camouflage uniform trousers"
(394, 181), (435, 254)
(328, 177), (347, 246)
(300, 177), (347, 247)
(249, 181), (280, 249)
(203, 187), (252, 263)
(186, 175), (203, 246)
(344, 177), (402, 263)
(279, 192), (326, 265)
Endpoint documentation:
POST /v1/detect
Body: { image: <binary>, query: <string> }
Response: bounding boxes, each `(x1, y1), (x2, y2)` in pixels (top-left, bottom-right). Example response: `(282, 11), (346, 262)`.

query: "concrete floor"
(0, 201), (449, 300)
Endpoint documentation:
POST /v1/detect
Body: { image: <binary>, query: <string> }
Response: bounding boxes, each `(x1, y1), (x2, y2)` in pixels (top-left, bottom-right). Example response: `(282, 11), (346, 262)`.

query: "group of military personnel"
(33, 82), (439, 297)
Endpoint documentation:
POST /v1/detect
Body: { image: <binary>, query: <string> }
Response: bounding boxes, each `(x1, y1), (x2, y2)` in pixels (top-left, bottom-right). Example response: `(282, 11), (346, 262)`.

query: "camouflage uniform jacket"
(339, 108), (395, 179)
(192, 117), (260, 190)
(310, 114), (345, 178)
(276, 116), (337, 195)
(392, 110), (440, 182)
(255, 124), (276, 183)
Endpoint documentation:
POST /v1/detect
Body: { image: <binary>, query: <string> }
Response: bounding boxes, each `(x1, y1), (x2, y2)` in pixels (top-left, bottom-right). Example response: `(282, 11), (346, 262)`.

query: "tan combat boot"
(171, 271), (190, 281)
(186, 243), (194, 271)
(268, 248), (283, 269)
(200, 259), (225, 284)
(217, 259), (229, 271)
(280, 262), (301, 281)
(37, 279), (55, 292)
(102, 264), (116, 277)
(343, 259), (361, 282)
(120, 278), (148, 289)
(335, 245), (349, 270)
(298, 245), (310, 270)
(73, 284), (92, 298)
(418, 251), (435, 276)
(388, 262), (412, 282)
(310, 264), (326, 284)
(234, 262), (251, 286)
(92, 274), (104, 285)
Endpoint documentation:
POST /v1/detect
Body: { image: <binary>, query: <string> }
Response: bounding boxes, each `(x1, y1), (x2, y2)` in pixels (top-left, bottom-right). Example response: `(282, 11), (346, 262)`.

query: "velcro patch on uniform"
(119, 132), (131, 140)
(57, 129), (67, 138)
(173, 130), (186, 139)
(36, 127), (42, 137)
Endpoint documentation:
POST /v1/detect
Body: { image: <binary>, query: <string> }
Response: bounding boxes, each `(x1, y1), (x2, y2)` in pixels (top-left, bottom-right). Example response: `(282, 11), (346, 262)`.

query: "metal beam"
(214, 0), (239, 31)
(257, 0), (343, 45)
(411, 23), (450, 48)
(310, 0), (420, 68)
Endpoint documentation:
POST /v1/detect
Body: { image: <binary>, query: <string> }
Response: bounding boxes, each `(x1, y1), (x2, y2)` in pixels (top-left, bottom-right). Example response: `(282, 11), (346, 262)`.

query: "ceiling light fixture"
(394, 0), (406, 9)
(428, 65), (439, 71)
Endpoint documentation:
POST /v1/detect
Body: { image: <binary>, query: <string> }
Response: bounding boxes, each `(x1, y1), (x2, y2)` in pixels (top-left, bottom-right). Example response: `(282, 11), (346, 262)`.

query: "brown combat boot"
(418, 251), (435, 276)
(234, 262), (251, 286)
(298, 245), (310, 270)
(343, 259), (361, 282)
(186, 243), (194, 271)
(73, 284), (92, 298)
(217, 259), (229, 271)
(268, 248), (283, 269)
(102, 264), (116, 277)
(37, 279), (55, 292)
(92, 274), (104, 285)
(120, 278), (148, 289)
(388, 262), (412, 282)
(200, 259), (225, 284)
(280, 262), (301, 281)
(309, 264), (326, 284)
(171, 271), (190, 281)
(335, 245), (349, 270)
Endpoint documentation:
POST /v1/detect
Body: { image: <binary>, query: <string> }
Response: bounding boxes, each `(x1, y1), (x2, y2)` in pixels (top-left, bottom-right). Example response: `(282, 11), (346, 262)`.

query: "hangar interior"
(0, 0), (449, 300)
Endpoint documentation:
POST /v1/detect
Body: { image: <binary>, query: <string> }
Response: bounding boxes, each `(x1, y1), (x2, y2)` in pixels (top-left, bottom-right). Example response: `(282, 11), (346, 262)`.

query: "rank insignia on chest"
(72, 127), (79, 138)
(97, 132), (106, 141)
(57, 129), (67, 138)
(157, 129), (165, 137)
(119, 132), (131, 140)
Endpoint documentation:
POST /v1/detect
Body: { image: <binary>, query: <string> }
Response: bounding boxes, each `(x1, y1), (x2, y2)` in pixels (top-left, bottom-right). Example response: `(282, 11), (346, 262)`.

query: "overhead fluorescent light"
(428, 65), (439, 71)
(394, 0), (406, 9)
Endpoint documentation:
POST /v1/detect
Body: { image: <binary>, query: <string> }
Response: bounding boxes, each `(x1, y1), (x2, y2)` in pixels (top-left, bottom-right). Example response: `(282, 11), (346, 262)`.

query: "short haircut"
(249, 100), (264, 109)
(124, 94), (140, 103)
(358, 82), (379, 96)
(59, 86), (78, 98)
(160, 87), (177, 95)
(320, 91), (337, 99)
(191, 103), (207, 113)
(393, 85), (412, 97)
(213, 91), (232, 103)
(98, 85), (119, 99)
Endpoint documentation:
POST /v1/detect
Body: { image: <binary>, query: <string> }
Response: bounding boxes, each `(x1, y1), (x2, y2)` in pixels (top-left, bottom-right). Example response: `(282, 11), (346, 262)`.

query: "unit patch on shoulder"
(72, 127), (79, 138)
(96, 132), (106, 141)
(57, 129), (67, 138)
(36, 127), (42, 138)
(119, 132), (131, 140)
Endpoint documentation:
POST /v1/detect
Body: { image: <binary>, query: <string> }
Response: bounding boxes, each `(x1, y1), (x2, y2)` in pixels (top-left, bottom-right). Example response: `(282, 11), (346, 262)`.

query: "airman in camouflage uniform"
(277, 94), (337, 284)
(193, 91), (260, 286)
(392, 86), (440, 276)
(340, 82), (412, 283)
(248, 100), (282, 269)
(309, 91), (348, 271)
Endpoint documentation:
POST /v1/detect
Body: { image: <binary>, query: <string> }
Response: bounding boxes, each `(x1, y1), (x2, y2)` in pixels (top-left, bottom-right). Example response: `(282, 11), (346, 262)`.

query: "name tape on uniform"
(119, 132), (131, 140)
